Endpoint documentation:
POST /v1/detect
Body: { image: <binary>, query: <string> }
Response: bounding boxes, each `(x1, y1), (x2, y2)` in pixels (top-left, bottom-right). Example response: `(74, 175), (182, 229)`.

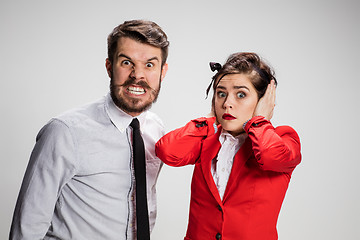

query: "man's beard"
(110, 77), (161, 114)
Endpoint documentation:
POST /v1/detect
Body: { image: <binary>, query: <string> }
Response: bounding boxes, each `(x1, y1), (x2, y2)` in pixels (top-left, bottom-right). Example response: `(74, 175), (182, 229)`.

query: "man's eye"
(146, 63), (154, 68)
(237, 92), (246, 98)
(217, 92), (226, 98)
(122, 60), (131, 66)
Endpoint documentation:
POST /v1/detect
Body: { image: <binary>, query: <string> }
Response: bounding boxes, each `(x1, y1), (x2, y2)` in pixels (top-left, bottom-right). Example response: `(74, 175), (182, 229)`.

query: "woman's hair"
(107, 20), (169, 66)
(209, 52), (277, 99)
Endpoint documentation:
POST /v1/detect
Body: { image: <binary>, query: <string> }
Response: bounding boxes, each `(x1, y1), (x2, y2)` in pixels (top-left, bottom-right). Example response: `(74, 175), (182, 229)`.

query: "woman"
(155, 52), (301, 240)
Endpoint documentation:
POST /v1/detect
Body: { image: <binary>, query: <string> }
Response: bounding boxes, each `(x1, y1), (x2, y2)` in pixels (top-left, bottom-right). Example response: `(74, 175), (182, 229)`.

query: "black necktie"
(130, 118), (150, 240)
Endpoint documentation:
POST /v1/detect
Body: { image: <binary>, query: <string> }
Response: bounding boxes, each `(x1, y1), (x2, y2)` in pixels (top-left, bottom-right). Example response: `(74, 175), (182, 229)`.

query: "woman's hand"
(253, 80), (276, 120)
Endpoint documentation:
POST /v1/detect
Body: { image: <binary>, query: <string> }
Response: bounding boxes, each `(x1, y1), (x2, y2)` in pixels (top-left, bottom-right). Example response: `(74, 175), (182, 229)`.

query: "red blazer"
(155, 116), (301, 240)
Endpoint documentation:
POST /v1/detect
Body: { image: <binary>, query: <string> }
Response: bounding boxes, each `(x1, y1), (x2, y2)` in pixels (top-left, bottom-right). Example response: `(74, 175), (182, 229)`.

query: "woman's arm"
(246, 81), (301, 172)
(155, 117), (217, 167)
(244, 116), (301, 173)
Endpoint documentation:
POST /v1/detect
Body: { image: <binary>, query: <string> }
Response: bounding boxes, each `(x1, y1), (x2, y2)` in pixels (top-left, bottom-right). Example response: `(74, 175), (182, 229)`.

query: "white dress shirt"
(10, 93), (164, 240)
(211, 130), (248, 200)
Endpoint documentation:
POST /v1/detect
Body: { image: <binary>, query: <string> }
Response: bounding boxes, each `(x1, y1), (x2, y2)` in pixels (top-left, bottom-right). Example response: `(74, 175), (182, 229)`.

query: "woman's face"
(214, 73), (259, 136)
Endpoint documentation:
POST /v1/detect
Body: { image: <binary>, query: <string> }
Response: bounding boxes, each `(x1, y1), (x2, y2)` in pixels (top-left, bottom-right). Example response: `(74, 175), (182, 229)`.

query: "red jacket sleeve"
(244, 116), (302, 173)
(155, 117), (217, 167)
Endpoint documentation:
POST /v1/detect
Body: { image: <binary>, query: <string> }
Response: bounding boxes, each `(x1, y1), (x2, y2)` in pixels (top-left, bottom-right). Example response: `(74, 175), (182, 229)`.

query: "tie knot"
(130, 118), (140, 130)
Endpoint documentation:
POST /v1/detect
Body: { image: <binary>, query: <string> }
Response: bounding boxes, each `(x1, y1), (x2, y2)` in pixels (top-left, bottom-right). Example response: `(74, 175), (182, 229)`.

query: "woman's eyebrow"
(216, 85), (250, 90)
(216, 85), (226, 90)
(233, 85), (250, 90)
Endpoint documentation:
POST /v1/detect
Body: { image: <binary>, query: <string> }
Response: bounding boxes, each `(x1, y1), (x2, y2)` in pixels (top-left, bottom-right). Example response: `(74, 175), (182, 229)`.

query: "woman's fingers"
(253, 80), (276, 120)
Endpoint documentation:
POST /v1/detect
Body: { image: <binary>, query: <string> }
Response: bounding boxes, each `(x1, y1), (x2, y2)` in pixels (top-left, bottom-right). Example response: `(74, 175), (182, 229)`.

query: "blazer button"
(217, 204), (222, 211)
(195, 122), (207, 128)
(216, 233), (221, 239)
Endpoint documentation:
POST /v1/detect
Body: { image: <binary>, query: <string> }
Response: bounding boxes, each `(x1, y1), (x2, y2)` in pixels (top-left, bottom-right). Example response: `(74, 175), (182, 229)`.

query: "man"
(10, 19), (169, 240)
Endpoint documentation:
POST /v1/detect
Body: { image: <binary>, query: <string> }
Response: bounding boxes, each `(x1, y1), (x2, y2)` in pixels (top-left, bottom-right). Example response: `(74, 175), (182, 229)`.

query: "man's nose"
(130, 66), (145, 80)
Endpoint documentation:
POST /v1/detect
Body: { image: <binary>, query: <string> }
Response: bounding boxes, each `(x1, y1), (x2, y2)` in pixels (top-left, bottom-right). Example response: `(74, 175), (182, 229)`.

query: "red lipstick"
(222, 113), (236, 120)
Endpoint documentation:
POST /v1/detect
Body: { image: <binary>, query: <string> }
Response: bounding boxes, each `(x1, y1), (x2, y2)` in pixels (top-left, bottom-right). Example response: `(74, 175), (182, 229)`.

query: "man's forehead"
(116, 37), (162, 62)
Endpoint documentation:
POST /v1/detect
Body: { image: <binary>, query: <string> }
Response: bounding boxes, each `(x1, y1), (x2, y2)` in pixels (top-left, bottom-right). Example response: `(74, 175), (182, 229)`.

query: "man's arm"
(10, 119), (77, 240)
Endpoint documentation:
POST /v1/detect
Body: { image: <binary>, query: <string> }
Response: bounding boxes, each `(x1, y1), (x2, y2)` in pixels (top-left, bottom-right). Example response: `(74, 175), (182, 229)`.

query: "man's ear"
(105, 58), (112, 78)
(160, 63), (168, 82)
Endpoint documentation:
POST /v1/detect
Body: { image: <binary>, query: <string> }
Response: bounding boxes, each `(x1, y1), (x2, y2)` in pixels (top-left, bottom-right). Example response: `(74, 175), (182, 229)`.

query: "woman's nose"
(223, 97), (233, 109)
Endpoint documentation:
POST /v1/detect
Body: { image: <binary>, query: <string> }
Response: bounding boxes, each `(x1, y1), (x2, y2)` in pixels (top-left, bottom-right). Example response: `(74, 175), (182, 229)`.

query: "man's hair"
(107, 20), (169, 66)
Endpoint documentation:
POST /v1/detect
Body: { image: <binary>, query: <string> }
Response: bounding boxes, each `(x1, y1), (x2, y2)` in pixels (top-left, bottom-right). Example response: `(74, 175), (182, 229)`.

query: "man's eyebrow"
(147, 56), (160, 62)
(118, 53), (131, 60)
(118, 54), (159, 62)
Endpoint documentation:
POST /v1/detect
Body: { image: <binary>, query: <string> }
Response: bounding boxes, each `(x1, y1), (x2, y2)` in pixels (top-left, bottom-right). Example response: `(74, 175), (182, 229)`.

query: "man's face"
(106, 37), (168, 116)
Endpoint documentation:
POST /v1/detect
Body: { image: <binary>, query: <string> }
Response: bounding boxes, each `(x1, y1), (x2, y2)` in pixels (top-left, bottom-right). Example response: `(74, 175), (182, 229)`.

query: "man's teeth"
(128, 86), (145, 95)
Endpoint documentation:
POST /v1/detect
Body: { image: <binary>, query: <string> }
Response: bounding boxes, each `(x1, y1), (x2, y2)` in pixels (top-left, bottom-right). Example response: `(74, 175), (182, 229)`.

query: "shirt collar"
(105, 93), (147, 133)
(219, 129), (248, 146)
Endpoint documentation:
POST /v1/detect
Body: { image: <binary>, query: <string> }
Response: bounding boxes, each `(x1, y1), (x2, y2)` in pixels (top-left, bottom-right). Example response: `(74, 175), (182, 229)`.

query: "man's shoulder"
(35, 96), (110, 143)
(144, 111), (164, 129)
(53, 96), (107, 128)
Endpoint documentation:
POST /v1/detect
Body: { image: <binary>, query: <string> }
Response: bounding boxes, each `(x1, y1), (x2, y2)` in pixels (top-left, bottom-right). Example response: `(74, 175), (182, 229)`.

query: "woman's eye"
(237, 92), (246, 98)
(146, 62), (154, 68)
(217, 92), (227, 98)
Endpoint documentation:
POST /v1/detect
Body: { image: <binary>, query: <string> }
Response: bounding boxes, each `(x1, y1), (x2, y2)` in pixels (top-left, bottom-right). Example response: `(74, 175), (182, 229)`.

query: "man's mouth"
(127, 85), (146, 95)
(222, 113), (236, 120)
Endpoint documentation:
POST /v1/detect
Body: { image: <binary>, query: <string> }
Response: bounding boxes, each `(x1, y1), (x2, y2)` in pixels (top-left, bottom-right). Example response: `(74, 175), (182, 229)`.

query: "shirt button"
(221, 168), (225, 172)
(216, 233), (221, 239)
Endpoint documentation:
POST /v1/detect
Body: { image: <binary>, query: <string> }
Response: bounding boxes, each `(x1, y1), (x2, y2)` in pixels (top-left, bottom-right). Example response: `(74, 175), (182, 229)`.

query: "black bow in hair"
(206, 62), (222, 98)
(209, 62), (222, 72)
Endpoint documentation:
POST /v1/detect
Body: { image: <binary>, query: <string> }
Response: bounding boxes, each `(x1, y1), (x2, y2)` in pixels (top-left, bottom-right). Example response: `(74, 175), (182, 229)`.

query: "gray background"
(1, 0), (359, 239)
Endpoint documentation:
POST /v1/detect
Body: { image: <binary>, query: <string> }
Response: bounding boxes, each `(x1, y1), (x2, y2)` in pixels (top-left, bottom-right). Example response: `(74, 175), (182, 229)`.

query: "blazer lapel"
(200, 131), (222, 204)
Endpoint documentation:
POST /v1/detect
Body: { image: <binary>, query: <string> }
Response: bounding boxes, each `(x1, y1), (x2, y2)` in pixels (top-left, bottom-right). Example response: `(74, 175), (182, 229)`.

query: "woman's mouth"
(222, 113), (236, 120)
